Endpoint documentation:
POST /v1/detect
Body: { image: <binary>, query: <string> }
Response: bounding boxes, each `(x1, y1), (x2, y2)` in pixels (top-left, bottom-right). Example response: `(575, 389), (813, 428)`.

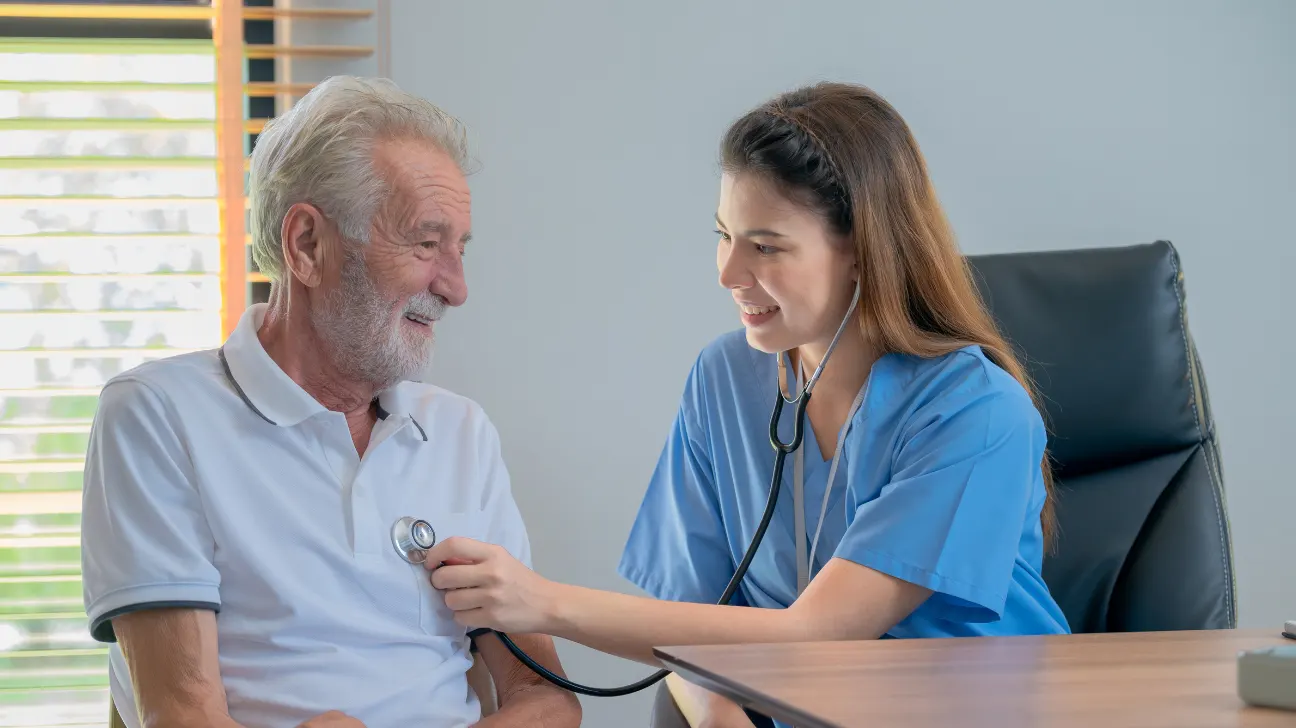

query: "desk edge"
(653, 647), (842, 728)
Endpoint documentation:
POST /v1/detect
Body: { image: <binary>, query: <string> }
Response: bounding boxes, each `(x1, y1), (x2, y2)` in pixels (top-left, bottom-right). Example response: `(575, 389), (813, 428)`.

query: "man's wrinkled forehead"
(373, 140), (472, 242)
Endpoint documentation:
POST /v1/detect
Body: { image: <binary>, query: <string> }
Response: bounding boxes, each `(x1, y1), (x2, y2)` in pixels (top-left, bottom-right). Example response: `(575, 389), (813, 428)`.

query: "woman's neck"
(795, 320), (876, 403)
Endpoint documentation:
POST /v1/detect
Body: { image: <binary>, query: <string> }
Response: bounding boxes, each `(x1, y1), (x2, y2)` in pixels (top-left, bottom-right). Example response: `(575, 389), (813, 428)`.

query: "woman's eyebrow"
(715, 213), (786, 238)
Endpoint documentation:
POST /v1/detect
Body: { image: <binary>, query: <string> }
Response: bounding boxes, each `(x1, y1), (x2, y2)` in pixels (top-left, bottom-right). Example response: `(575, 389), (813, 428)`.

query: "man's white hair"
(248, 75), (470, 285)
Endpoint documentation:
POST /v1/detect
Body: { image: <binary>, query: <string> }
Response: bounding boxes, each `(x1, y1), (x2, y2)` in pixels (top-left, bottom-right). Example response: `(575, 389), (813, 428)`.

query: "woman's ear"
(279, 202), (331, 289)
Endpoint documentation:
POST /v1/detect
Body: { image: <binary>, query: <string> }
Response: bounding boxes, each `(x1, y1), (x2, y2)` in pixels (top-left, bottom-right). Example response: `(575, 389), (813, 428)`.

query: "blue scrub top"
(618, 329), (1070, 641)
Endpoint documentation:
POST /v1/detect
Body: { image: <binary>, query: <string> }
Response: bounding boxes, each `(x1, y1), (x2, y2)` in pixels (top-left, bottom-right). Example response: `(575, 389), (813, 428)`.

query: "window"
(0, 30), (224, 727)
(0, 2), (377, 724)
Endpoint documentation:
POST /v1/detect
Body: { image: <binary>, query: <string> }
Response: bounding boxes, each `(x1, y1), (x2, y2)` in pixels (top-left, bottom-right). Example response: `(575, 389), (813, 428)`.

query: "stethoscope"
(390, 283), (862, 697)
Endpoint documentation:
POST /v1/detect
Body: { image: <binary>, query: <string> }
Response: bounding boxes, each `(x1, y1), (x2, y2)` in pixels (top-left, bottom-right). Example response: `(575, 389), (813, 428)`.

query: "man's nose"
(431, 252), (468, 307)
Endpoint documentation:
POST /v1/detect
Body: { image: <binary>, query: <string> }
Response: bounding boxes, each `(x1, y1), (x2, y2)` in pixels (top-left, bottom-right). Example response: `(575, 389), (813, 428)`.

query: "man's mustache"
(403, 293), (447, 321)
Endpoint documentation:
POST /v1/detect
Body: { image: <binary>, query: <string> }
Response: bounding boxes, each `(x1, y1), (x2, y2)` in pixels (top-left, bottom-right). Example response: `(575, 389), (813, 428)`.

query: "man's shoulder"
(98, 349), (224, 413)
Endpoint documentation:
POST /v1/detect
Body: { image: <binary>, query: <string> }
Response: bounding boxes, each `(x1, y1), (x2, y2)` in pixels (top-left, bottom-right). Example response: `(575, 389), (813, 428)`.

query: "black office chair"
(969, 240), (1236, 633)
(649, 240), (1236, 726)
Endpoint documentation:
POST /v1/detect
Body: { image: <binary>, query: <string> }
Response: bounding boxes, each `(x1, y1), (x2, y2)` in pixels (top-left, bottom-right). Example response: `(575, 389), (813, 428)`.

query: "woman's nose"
(717, 243), (752, 290)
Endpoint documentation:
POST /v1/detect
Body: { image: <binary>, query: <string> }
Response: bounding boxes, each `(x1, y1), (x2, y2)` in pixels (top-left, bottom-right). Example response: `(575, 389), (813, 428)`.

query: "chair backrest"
(967, 241), (1236, 632)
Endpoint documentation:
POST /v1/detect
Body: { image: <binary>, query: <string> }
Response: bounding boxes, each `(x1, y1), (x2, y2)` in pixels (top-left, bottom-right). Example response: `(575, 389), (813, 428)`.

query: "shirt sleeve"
(475, 416), (532, 570)
(81, 378), (222, 643)
(616, 361), (742, 606)
(833, 386), (1044, 624)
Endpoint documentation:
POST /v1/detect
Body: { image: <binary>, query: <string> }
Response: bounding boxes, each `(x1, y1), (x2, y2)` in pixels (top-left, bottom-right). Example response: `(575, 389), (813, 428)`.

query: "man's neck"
(257, 297), (378, 454)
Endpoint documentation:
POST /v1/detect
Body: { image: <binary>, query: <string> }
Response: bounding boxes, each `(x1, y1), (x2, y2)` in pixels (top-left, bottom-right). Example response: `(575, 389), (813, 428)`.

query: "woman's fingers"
(423, 536), (495, 569)
(452, 607), (488, 629)
(430, 563), (482, 590)
(443, 585), (487, 612)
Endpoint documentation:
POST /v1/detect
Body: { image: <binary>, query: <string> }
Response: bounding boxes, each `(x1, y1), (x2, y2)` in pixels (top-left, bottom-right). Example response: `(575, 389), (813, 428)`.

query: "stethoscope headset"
(392, 284), (861, 697)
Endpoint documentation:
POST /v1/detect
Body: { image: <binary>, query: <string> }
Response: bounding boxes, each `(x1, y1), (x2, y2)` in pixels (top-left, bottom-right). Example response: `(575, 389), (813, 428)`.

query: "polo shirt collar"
(219, 304), (428, 441)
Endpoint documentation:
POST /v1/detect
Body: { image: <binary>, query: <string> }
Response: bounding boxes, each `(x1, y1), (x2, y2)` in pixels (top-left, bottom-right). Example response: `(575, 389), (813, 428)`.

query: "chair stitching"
(1168, 248), (1232, 622)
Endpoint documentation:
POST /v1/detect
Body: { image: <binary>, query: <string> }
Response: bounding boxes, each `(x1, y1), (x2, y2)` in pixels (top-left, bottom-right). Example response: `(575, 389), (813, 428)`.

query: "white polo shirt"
(81, 303), (530, 728)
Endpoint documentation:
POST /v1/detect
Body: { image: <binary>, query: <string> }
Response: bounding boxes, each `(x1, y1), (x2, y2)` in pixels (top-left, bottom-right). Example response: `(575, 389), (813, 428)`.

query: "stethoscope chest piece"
(391, 516), (436, 564)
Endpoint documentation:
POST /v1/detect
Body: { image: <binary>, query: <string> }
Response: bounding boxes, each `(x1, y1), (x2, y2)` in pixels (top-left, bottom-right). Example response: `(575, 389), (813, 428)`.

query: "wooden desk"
(654, 629), (1294, 728)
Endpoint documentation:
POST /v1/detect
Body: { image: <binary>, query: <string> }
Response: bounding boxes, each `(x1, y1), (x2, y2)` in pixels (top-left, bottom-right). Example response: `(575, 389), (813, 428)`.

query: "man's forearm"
(475, 684), (579, 728)
(472, 632), (580, 727)
(150, 709), (246, 728)
(114, 609), (251, 728)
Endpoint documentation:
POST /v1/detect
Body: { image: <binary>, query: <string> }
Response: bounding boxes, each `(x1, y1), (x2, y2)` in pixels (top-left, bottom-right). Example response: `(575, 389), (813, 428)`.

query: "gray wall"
(389, 1), (1295, 723)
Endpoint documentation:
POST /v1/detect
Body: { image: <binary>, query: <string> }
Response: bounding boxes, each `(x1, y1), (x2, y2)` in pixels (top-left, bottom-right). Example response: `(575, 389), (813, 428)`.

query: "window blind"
(0, 36), (223, 727)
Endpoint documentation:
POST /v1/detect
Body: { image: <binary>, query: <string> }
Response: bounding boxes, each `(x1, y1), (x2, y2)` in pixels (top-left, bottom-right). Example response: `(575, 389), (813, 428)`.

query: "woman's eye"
(715, 229), (731, 242)
(755, 244), (778, 255)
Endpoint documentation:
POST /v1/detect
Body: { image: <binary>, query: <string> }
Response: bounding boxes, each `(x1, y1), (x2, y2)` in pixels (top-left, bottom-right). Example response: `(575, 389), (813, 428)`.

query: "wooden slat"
(0, 311), (216, 324)
(0, 81), (214, 93)
(0, 118), (213, 132)
(0, 419), (92, 430)
(0, 233), (218, 242)
(244, 45), (373, 59)
(245, 118), (267, 135)
(0, 38), (213, 55)
(0, 537), (81, 550)
(0, 3), (213, 21)
(0, 387), (100, 398)
(242, 8), (373, 21)
(245, 82), (315, 97)
(215, 0), (246, 339)
(0, 347), (201, 358)
(248, 272), (270, 284)
(0, 492), (81, 515)
(0, 157), (213, 170)
(0, 273), (212, 282)
(0, 196), (216, 208)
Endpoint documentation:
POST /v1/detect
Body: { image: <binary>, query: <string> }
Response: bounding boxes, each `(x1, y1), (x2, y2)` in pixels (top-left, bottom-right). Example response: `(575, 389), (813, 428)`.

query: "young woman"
(425, 82), (1070, 726)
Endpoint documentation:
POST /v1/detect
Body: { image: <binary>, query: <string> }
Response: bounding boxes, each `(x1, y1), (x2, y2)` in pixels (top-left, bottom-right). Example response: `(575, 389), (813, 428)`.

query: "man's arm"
(470, 631), (581, 727)
(113, 609), (242, 728)
(664, 673), (756, 728)
(114, 609), (364, 728)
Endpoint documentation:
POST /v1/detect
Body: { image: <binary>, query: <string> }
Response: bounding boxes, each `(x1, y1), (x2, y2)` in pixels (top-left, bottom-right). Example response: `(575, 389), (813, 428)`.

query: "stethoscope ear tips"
(391, 516), (436, 564)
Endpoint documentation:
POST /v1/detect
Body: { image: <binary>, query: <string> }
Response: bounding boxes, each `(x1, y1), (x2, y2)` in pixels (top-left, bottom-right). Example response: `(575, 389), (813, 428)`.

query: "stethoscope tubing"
(455, 282), (858, 697)
(488, 390), (809, 697)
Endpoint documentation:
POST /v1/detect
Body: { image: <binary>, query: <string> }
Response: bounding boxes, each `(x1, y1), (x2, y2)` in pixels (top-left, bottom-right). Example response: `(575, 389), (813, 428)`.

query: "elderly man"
(79, 76), (580, 728)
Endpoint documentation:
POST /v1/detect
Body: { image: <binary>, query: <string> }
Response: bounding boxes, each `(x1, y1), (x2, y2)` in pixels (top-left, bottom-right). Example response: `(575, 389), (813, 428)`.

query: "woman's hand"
(424, 537), (559, 634)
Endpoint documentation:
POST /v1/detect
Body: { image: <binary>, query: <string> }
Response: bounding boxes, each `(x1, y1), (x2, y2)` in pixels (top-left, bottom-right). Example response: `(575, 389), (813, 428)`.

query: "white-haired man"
(79, 76), (581, 728)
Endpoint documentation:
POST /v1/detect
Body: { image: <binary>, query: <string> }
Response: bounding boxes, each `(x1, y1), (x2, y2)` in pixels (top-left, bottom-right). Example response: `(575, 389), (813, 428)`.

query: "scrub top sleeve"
(476, 417), (532, 570)
(617, 369), (740, 605)
(80, 378), (222, 643)
(834, 390), (1042, 623)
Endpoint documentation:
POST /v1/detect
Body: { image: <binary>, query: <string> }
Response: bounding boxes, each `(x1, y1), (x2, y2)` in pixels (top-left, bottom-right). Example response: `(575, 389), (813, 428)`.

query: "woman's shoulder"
(881, 344), (1042, 434)
(672, 329), (770, 422)
(688, 328), (768, 387)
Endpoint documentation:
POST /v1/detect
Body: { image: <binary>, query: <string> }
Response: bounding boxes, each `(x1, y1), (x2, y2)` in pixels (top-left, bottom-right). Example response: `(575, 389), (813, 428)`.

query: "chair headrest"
(967, 241), (1210, 476)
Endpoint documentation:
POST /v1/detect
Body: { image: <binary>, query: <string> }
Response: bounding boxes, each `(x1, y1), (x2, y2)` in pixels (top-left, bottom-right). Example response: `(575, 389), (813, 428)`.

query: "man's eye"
(419, 241), (438, 249)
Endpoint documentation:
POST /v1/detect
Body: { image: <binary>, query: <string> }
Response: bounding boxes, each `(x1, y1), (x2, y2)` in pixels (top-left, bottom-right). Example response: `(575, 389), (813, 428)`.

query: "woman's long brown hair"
(721, 82), (1057, 547)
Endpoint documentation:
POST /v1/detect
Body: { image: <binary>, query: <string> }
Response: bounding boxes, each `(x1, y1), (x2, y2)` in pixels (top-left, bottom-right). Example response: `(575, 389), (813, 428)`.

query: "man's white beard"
(310, 246), (444, 391)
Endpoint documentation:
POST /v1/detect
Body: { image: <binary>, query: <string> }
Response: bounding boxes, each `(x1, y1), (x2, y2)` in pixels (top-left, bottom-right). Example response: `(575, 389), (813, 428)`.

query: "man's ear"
(279, 202), (333, 289)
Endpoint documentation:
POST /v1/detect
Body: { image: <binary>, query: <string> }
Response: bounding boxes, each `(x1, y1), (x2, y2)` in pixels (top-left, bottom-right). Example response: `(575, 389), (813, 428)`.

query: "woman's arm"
(426, 538), (931, 665)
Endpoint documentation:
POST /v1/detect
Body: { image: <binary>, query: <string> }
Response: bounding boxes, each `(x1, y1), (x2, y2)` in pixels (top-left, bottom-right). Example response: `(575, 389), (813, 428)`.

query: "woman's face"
(716, 172), (857, 355)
